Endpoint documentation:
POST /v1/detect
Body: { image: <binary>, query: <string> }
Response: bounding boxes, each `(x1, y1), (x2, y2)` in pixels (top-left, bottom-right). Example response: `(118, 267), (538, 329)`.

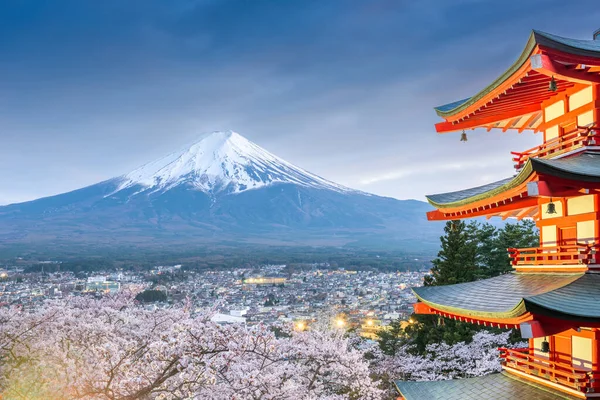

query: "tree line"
(379, 220), (538, 355)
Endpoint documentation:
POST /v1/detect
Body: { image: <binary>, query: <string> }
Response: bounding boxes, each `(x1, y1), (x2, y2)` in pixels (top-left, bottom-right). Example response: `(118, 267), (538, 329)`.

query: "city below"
(0, 262), (427, 340)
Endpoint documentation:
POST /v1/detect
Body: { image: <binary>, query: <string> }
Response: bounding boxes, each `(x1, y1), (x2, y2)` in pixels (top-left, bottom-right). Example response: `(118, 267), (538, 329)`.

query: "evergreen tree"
(475, 220), (539, 277)
(135, 289), (167, 303)
(494, 220), (539, 275)
(379, 219), (539, 356)
(376, 319), (405, 356)
(425, 220), (478, 286)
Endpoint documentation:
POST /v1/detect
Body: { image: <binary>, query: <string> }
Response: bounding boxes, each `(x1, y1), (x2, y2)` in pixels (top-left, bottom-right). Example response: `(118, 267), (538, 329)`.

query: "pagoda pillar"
(592, 328), (600, 371)
(593, 84), (600, 123)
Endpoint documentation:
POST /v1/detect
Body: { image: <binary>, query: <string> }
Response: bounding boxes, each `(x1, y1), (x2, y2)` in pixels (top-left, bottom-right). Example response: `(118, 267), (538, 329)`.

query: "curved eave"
(435, 31), (539, 118)
(435, 30), (600, 123)
(426, 161), (533, 209)
(531, 155), (600, 183)
(524, 301), (600, 325)
(412, 273), (584, 324)
(414, 291), (528, 320)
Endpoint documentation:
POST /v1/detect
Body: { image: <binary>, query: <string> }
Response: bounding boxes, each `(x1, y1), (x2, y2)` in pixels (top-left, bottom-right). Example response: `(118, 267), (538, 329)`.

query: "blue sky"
(1, 0), (599, 205)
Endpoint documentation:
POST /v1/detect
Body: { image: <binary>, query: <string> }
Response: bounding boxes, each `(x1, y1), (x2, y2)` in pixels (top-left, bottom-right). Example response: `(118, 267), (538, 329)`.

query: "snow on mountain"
(116, 131), (355, 195)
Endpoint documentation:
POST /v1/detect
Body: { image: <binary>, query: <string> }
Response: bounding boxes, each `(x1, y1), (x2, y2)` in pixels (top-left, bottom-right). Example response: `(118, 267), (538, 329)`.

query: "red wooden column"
(593, 84), (600, 123)
(592, 328), (600, 371)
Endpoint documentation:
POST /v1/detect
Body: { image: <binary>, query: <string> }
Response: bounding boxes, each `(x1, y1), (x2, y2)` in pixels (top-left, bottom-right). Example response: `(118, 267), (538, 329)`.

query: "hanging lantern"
(546, 199), (557, 215)
(548, 76), (557, 92)
(460, 130), (468, 142)
(541, 337), (550, 353)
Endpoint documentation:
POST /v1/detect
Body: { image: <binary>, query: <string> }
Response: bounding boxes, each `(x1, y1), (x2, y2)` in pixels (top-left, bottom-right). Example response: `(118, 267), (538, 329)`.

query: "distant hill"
(0, 131), (444, 254)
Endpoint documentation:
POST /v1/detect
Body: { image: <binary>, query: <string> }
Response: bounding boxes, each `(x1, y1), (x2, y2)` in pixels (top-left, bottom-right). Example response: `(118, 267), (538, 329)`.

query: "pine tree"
(376, 319), (405, 356)
(475, 220), (539, 277)
(425, 220), (478, 286)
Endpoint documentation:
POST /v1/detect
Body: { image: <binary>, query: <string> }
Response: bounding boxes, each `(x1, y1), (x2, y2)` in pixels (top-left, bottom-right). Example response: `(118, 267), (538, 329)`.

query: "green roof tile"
(427, 152), (600, 208)
(435, 30), (600, 118)
(396, 372), (580, 400)
(413, 273), (581, 319)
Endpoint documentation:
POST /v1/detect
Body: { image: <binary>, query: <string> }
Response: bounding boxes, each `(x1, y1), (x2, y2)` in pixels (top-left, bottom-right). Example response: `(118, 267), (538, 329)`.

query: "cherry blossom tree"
(0, 295), (382, 400)
(372, 330), (526, 383)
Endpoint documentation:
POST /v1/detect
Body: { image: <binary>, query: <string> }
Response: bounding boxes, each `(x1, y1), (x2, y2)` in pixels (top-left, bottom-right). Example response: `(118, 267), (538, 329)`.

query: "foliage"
(400, 315), (483, 355)
(425, 221), (478, 286)
(474, 219), (539, 277)
(427, 219), (539, 285)
(376, 319), (405, 356)
(374, 331), (526, 382)
(135, 289), (168, 303)
(388, 219), (538, 355)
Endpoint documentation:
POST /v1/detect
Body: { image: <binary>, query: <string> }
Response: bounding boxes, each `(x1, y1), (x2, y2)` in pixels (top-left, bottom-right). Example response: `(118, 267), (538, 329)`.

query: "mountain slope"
(116, 131), (352, 195)
(0, 131), (443, 252)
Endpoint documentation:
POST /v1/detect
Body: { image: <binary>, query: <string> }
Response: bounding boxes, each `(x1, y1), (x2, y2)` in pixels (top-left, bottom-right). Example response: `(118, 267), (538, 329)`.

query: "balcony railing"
(499, 347), (600, 394)
(512, 124), (599, 170)
(507, 244), (597, 267)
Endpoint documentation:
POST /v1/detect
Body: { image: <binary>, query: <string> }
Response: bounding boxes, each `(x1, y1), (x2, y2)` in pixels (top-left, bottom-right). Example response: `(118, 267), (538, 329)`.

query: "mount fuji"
(0, 131), (442, 253)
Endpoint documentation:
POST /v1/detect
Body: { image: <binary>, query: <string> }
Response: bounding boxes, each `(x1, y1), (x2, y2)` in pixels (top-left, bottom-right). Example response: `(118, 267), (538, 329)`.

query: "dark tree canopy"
(135, 289), (167, 303)
(424, 220), (477, 286)
(379, 219), (538, 355)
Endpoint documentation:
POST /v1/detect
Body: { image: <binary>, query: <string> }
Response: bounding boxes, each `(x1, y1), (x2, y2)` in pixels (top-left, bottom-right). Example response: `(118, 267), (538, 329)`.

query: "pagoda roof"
(525, 273), (600, 321)
(427, 177), (515, 208)
(532, 151), (600, 182)
(427, 151), (600, 210)
(413, 273), (581, 320)
(434, 30), (600, 133)
(396, 371), (579, 400)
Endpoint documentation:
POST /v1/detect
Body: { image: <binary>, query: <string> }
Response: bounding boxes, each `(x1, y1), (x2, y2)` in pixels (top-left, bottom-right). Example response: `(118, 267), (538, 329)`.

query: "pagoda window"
(576, 220), (596, 244)
(545, 100), (565, 122)
(572, 336), (593, 370)
(541, 225), (557, 247)
(545, 125), (560, 141)
(568, 86), (593, 111)
(578, 110), (594, 126)
(567, 195), (595, 216)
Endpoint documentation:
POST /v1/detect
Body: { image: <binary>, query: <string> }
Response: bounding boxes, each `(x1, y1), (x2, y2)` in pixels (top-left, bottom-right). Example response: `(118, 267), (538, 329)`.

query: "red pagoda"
(396, 29), (600, 400)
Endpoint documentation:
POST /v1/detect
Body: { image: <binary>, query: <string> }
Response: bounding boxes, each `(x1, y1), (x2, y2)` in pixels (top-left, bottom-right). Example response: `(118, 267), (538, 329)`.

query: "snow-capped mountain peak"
(116, 131), (353, 195)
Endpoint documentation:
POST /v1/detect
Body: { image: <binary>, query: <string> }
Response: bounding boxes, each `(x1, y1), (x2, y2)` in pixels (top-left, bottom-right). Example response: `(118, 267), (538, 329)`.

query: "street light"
(335, 318), (346, 328)
(296, 321), (306, 331)
(366, 319), (374, 326)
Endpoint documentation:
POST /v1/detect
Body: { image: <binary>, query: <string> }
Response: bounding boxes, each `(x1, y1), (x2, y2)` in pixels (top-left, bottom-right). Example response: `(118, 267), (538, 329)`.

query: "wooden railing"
(499, 347), (599, 394)
(512, 124), (599, 170)
(507, 244), (597, 266)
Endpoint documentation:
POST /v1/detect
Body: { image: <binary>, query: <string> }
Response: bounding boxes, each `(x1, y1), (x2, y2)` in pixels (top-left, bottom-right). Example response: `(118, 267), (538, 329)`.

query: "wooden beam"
(516, 206), (537, 220)
(531, 54), (600, 84)
(519, 113), (542, 133)
(473, 98), (552, 113)
(435, 104), (541, 132)
(503, 117), (522, 132)
(539, 46), (600, 68)
(536, 101), (597, 132)
(444, 55), (534, 121)
(427, 197), (538, 221)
